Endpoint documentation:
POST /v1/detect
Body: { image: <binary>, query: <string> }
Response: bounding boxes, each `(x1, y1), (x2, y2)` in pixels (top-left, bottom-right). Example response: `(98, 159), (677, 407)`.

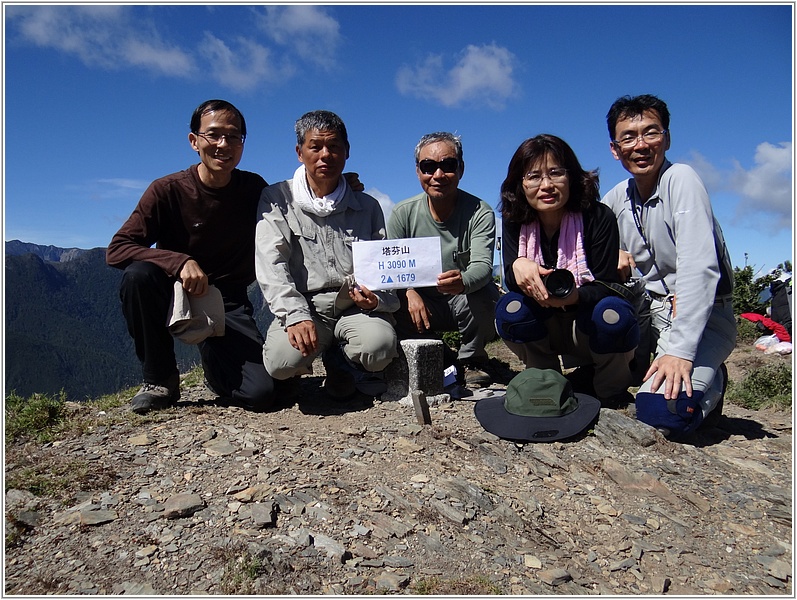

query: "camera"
(543, 269), (575, 298)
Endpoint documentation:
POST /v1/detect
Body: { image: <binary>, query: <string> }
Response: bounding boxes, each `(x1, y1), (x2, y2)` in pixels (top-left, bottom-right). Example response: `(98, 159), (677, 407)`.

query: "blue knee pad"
(636, 390), (705, 436)
(495, 292), (551, 343)
(578, 296), (639, 354)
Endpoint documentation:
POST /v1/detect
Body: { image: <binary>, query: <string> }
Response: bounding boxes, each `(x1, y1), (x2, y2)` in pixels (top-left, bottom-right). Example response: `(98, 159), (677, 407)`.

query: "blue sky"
(3, 3), (794, 275)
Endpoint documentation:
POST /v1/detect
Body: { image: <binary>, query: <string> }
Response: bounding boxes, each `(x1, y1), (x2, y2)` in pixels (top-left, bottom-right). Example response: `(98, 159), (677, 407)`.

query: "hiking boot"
(130, 373), (180, 414)
(322, 343), (386, 399)
(463, 363), (491, 388)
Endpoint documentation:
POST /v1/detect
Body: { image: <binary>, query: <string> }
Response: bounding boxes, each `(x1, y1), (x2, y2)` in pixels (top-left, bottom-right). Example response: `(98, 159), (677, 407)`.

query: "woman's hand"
(536, 288), (578, 309)
(513, 258), (579, 308)
(513, 258), (552, 301)
(344, 172), (365, 192)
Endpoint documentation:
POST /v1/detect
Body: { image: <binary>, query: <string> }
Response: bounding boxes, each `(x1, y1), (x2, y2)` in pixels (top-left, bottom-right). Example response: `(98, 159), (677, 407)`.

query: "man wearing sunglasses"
(602, 94), (736, 439)
(387, 131), (500, 388)
(107, 99), (275, 414)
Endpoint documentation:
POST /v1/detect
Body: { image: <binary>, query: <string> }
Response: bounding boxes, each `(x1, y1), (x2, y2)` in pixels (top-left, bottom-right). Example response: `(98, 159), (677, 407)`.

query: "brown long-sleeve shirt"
(106, 164), (268, 290)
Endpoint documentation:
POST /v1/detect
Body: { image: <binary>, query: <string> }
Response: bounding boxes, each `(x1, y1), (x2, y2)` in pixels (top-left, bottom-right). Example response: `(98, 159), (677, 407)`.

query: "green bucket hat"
(474, 368), (600, 442)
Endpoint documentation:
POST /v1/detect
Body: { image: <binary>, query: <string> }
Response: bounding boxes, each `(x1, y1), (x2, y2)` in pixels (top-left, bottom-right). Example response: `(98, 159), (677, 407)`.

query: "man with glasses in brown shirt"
(107, 99), (274, 414)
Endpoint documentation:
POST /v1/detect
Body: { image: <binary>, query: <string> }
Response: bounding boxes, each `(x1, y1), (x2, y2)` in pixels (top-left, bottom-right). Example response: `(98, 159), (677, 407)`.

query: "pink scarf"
(518, 212), (594, 286)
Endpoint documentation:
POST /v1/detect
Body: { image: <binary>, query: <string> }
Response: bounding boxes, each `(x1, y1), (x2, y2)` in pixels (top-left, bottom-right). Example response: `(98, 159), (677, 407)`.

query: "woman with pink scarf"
(496, 134), (638, 409)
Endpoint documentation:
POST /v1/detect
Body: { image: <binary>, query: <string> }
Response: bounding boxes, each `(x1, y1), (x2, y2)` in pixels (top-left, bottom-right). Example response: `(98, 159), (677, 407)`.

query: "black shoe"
(565, 365), (596, 396)
(353, 371), (388, 397)
(322, 345), (357, 400)
(322, 343), (388, 399)
(322, 372), (357, 400)
(131, 373), (180, 414)
(204, 377), (225, 399)
(700, 363), (728, 430)
(274, 376), (301, 401)
(598, 390), (634, 410)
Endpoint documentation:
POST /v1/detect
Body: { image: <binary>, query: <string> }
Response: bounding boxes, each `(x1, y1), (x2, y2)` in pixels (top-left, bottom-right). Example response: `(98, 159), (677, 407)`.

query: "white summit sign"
(352, 236), (442, 291)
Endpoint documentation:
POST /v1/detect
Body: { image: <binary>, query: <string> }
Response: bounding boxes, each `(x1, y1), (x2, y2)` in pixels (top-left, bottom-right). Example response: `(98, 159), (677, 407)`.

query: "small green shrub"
(181, 366), (206, 389)
(727, 362), (792, 410)
(735, 318), (762, 344)
(5, 391), (66, 444)
(92, 391), (128, 413)
(733, 264), (779, 315)
(441, 330), (462, 350)
(215, 545), (267, 595)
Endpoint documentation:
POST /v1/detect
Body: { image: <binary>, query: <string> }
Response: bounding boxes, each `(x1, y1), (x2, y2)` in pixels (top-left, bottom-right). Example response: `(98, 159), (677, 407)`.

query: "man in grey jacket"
(255, 110), (398, 400)
(602, 94), (736, 439)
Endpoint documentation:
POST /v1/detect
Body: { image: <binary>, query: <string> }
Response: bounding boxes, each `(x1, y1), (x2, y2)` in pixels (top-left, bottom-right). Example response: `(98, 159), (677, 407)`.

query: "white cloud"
(8, 5), (195, 76)
(121, 38), (195, 76)
(258, 5), (341, 69)
(366, 188), (395, 225)
(731, 142), (792, 225)
(687, 142), (792, 232)
(7, 4), (339, 90)
(97, 178), (151, 191)
(199, 34), (290, 92)
(396, 44), (518, 109)
(72, 178), (150, 206)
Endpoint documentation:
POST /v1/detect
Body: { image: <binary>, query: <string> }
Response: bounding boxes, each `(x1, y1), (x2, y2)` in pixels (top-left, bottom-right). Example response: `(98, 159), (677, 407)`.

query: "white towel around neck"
(290, 164), (348, 217)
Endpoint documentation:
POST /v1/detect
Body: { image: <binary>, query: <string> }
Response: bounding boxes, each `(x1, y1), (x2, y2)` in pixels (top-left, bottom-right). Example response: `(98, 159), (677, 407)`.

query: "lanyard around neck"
(630, 194), (671, 296)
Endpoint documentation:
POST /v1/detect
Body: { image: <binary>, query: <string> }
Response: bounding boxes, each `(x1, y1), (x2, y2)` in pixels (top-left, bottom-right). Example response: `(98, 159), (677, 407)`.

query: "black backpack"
(769, 278), (792, 335)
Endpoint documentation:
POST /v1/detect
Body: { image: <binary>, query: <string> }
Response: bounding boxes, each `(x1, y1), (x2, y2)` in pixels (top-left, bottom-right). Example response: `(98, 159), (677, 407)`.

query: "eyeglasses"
(612, 130), (667, 149)
(196, 131), (245, 146)
(523, 167), (568, 187)
(418, 157), (459, 175)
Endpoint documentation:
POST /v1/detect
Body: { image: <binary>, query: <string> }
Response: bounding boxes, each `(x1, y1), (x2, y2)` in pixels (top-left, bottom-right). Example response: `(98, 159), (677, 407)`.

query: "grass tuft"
(5, 391), (67, 444)
(727, 361), (792, 410)
(213, 544), (267, 595)
(5, 454), (119, 501)
(411, 575), (504, 595)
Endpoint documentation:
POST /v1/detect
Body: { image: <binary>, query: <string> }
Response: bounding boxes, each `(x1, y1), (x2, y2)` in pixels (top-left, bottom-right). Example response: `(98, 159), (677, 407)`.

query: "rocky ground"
(4, 341), (793, 595)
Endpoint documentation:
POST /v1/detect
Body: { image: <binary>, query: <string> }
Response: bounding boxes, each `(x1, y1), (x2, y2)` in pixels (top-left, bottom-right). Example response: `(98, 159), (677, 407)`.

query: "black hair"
(499, 134), (599, 224)
(190, 99), (246, 136)
(606, 94), (670, 140)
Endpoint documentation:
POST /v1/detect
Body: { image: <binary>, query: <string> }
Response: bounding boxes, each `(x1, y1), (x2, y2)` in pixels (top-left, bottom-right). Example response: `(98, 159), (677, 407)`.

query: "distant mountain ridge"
(5, 239), (91, 263)
(4, 241), (272, 401)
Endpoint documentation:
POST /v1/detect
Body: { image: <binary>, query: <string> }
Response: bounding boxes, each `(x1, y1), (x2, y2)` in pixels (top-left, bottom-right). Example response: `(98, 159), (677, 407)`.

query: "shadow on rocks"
(682, 415), (779, 448)
(278, 375), (376, 416)
(190, 396), (281, 414)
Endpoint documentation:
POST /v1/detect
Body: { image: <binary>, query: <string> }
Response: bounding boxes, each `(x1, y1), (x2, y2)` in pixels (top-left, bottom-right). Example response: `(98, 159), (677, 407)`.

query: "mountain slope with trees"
(3, 243), (272, 400)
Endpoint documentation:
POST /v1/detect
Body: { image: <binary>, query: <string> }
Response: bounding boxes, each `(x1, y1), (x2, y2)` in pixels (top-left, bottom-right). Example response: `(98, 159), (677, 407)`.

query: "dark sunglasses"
(418, 157), (459, 175)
